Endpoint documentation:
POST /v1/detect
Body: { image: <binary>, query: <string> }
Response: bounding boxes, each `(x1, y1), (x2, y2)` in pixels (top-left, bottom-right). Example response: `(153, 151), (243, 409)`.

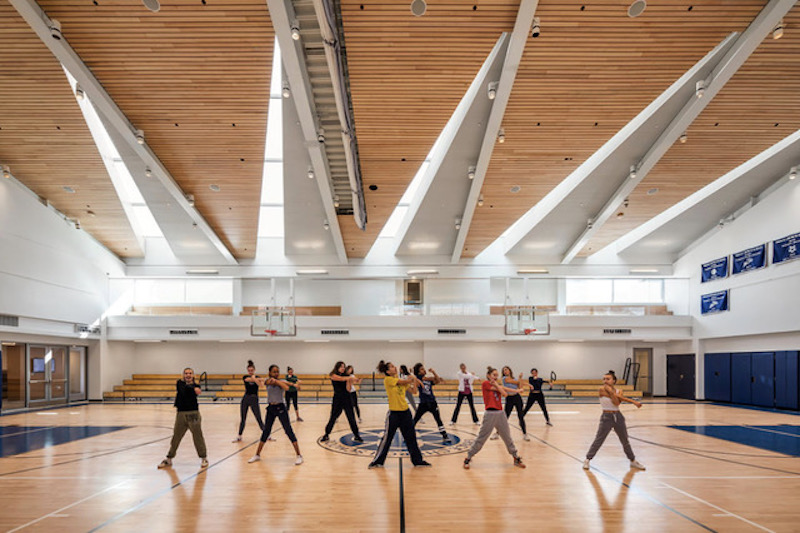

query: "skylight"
(257, 37), (285, 240)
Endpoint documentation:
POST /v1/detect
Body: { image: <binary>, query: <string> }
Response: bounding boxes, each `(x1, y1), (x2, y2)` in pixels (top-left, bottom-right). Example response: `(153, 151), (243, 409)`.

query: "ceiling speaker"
(142, 0), (161, 12)
(627, 0), (646, 18)
(410, 0), (427, 17)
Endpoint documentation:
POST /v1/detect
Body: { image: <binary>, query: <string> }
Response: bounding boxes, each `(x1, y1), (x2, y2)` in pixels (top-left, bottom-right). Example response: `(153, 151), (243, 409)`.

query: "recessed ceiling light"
(209, 184), (220, 191)
(510, 186), (521, 193)
(63, 186), (76, 193)
(628, 0), (646, 17)
(647, 188), (659, 195)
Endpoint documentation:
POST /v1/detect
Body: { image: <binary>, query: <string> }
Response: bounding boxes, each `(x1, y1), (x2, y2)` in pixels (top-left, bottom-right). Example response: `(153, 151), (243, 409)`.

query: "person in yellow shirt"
(369, 360), (431, 469)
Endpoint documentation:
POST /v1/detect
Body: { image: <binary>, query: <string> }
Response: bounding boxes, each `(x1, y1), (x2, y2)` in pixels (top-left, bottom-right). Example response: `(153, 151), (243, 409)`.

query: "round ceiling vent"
(628, 0), (646, 18)
(142, 0), (160, 12)
(410, 0), (427, 17)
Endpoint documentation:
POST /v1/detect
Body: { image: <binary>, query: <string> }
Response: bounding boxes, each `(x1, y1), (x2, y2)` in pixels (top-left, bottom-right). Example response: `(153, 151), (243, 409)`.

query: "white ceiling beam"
(560, 0), (796, 264)
(9, 0), (238, 266)
(267, 0), (348, 264)
(450, 0), (539, 263)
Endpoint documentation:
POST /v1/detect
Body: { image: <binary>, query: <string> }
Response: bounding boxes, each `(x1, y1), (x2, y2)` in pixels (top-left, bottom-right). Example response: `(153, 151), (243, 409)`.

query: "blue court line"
(0, 402), (89, 417)
(0, 426), (129, 458)
(709, 402), (800, 416)
(670, 425), (800, 457)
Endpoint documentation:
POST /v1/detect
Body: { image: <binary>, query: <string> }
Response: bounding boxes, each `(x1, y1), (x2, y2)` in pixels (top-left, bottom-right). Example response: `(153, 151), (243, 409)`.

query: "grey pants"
(585, 411), (635, 461)
(405, 389), (417, 414)
(167, 410), (207, 459)
(467, 410), (518, 460)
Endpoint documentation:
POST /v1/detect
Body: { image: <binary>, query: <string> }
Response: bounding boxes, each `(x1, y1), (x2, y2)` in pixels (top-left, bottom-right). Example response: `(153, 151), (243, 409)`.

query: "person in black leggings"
(493, 366), (528, 441)
(523, 368), (553, 426)
(247, 364), (303, 465)
(321, 361), (363, 442)
(232, 360), (264, 442)
(346, 365), (362, 423)
(284, 366), (303, 422)
(412, 363), (452, 444)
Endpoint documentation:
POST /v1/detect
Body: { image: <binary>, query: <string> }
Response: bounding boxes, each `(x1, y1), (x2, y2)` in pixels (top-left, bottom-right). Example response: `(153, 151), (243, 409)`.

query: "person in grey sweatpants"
(463, 366), (525, 469)
(583, 370), (645, 471)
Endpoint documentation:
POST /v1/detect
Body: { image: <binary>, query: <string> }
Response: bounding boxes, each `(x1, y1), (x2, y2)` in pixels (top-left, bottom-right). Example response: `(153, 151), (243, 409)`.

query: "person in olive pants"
(159, 367), (208, 469)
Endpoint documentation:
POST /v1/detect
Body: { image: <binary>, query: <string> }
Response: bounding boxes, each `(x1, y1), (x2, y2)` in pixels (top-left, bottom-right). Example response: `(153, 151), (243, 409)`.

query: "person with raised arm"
(345, 365), (362, 423)
(320, 361), (363, 443)
(523, 368), (553, 426)
(411, 364), (452, 444)
(463, 366), (525, 470)
(284, 366), (303, 422)
(491, 366), (529, 441)
(399, 364), (417, 415)
(450, 363), (480, 426)
(158, 367), (208, 469)
(248, 364), (303, 465)
(369, 360), (431, 469)
(232, 360), (265, 443)
(583, 370), (645, 471)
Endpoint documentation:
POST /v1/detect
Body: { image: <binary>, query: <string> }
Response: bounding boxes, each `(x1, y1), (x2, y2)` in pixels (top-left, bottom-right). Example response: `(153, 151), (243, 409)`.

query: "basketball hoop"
(524, 328), (536, 335)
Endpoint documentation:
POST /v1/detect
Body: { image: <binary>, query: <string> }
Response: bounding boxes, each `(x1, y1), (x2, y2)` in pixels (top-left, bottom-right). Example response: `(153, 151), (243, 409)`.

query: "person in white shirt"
(450, 363), (480, 425)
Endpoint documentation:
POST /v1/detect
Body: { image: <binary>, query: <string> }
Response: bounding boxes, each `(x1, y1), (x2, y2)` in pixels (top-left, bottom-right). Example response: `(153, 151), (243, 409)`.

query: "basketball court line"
(398, 457), (406, 533)
(742, 425), (800, 438)
(658, 482), (776, 533)
(0, 427), (52, 439)
(7, 480), (127, 533)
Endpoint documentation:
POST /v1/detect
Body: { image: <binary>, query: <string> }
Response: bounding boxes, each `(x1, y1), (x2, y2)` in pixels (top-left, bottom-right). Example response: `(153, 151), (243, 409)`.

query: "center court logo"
(318, 427), (475, 458)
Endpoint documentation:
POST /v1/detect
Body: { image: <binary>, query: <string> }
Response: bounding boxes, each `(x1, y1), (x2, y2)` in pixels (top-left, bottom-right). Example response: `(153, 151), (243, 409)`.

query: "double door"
(28, 345), (68, 405)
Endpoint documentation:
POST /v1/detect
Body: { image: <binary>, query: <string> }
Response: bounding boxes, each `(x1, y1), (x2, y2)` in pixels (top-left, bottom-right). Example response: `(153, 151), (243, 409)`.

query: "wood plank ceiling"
(582, 3), (800, 257)
(461, 0), (773, 258)
(339, 0), (520, 257)
(0, 0), (141, 258)
(37, 0), (274, 260)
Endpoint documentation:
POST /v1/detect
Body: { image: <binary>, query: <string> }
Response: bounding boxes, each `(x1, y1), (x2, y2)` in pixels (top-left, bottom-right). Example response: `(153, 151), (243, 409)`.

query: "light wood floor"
(0, 400), (798, 532)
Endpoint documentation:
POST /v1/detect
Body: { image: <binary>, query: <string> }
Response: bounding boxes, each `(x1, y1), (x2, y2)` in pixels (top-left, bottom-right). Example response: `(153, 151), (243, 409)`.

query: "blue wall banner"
(732, 244), (766, 275)
(701, 257), (728, 283)
(701, 290), (729, 315)
(773, 232), (800, 265)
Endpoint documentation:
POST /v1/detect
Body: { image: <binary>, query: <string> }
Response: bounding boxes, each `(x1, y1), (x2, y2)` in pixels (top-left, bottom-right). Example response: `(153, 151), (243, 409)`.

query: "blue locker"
(704, 353), (731, 402)
(750, 352), (775, 407)
(731, 353), (752, 405)
(775, 351), (799, 410)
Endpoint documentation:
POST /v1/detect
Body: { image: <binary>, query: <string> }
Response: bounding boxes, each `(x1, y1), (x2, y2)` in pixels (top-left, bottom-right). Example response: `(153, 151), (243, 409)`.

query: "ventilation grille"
(0, 314), (19, 327)
(169, 329), (199, 335)
(321, 329), (349, 335)
(603, 328), (632, 334)
(437, 328), (466, 335)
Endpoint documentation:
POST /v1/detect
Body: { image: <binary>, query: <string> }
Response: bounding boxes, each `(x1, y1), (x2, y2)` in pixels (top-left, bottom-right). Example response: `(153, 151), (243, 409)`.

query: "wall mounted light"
(307, 167), (315, 179)
(145, 167), (152, 178)
(333, 195), (340, 208)
(455, 217), (462, 230)
(487, 81), (498, 100)
(282, 82), (291, 98)
(695, 80), (706, 98)
(679, 132), (687, 144)
(48, 18), (62, 40)
(323, 220), (330, 231)
(530, 17), (541, 38)
(497, 128), (505, 143)
(773, 19), (785, 40)
(467, 166), (476, 180)
(135, 129), (145, 145)
(186, 194), (195, 207)
(629, 165), (637, 179)
(75, 84), (85, 101)
(2, 165), (10, 179)
(478, 194), (484, 207)
(290, 22), (301, 40)
(790, 166), (797, 180)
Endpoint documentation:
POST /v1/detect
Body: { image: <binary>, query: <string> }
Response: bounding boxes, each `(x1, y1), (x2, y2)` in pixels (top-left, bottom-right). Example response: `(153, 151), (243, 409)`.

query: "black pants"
(324, 393), (361, 438)
(505, 394), (526, 434)
(285, 390), (298, 411)
(523, 392), (550, 422)
(451, 392), (478, 423)
(372, 409), (425, 466)
(260, 403), (297, 443)
(414, 401), (447, 435)
(238, 394), (264, 435)
(350, 391), (361, 419)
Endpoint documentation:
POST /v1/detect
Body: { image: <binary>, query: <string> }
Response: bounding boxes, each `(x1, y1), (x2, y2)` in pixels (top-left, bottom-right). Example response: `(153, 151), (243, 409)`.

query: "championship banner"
(701, 290), (729, 315)
(701, 257), (728, 283)
(773, 232), (800, 265)
(732, 244), (766, 275)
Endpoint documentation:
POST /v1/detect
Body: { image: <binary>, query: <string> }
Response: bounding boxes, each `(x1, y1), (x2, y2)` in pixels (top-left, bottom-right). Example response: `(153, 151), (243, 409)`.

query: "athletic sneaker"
(296, 416), (304, 422)
(248, 455), (261, 463)
(413, 461), (432, 468)
(490, 433), (499, 440)
(320, 434), (330, 442)
(463, 458), (471, 469)
(368, 462), (384, 469)
(630, 460), (646, 470)
(232, 435), (242, 443)
(582, 459), (590, 470)
(448, 421), (455, 426)
(546, 421), (553, 427)
(513, 456), (526, 469)
(443, 437), (452, 445)
(200, 458), (209, 468)
(157, 458), (172, 469)
(353, 436), (364, 443)
(295, 455), (304, 466)
(474, 421), (481, 426)
(523, 434), (531, 441)
(267, 437), (276, 442)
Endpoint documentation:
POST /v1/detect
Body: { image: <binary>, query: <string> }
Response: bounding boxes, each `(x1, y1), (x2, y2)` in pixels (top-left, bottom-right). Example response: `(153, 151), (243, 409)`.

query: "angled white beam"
(451, 0), (539, 263)
(609, 129), (800, 256)
(10, 0), (238, 265)
(561, 0), (796, 264)
(268, 0), (348, 264)
(391, 34), (510, 255)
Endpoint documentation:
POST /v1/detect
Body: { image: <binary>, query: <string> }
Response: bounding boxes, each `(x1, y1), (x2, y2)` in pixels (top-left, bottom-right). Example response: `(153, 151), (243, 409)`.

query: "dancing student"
(411, 364), (452, 443)
(523, 368), (553, 426)
(321, 361), (363, 442)
(463, 366), (525, 470)
(369, 360), (431, 469)
(248, 364), (303, 465)
(399, 365), (417, 415)
(232, 360), (265, 442)
(158, 367), (208, 469)
(492, 366), (528, 441)
(450, 363), (480, 425)
(345, 365), (362, 423)
(284, 366), (303, 422)
(583, 370), (645, 471)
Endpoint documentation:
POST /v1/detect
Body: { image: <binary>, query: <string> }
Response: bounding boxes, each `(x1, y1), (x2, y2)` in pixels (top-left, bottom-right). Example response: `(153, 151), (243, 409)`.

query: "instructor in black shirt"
(158, 367), (209, 469)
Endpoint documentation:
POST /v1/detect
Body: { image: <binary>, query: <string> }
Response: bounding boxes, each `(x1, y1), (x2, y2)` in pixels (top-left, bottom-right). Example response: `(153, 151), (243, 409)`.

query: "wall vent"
(0, 314), (19, 327)
(169, 329), (199, 335)
(603, 328), (632, 334)
(437, 328), (466, 335)
(321, 329), (350, 335)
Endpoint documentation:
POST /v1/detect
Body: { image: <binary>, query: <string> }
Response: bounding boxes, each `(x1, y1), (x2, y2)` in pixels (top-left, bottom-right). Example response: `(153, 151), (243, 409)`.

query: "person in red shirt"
(463, 366), (525, 469)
